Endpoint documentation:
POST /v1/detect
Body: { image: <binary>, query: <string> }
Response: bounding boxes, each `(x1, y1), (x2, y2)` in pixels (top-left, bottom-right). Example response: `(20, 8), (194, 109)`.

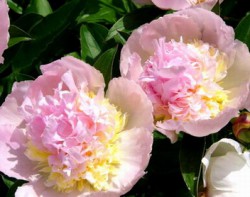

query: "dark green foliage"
(1, 0), (249, 196)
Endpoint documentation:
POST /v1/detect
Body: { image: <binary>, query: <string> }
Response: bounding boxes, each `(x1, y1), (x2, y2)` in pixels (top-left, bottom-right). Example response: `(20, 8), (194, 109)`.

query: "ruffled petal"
(40, 56), (105, 93)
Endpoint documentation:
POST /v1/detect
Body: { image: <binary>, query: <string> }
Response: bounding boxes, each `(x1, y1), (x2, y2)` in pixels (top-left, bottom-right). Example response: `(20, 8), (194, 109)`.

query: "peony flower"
(0, 0), (10, 63)
(151, 0), (223, 10)
(232, 112), (250, 144)
(120, 7), (250, 143)
(202, 138), (250, 197)
(131, 0), (222, 10)
(0, 56), (154, 196)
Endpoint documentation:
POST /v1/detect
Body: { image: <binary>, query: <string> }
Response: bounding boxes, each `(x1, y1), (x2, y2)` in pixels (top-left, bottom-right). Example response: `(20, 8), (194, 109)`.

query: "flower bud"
(232, 112), (250, 144)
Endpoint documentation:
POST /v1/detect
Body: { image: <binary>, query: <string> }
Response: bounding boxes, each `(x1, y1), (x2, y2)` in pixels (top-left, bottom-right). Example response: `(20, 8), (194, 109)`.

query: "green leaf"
(127, 138), (193, 196)
(8, 37), (32, 48)
(1, 175), (15, 189)
(25, 0), (53, 17)
(78, 0), (117, 24)
(153, 130), (167, 139)
(6, 180), (27, 197)
(9, 25), (31, 38)
(7, 0), (23, 14)
(120, 0), (135, 13)
(66, 52), (81, 59)
(106, 7), (165, 43)
(80, 24), (108, 63)
(122, 7), (166, 31)
(235, 12), (250, 48)
(13, 13), (43, 33)
(8, 25), (32, 48)
(0, 74), (15, 105)
(93, 46), (118, 85)
(211, 1), (220, 15)
(106, 17), (127, 42)
(8, 0), (86, 71)
(180, 134), (206, 197)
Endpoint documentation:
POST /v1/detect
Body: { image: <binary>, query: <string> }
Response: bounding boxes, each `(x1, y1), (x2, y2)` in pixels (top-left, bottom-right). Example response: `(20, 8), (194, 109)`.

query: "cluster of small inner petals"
(139, 38), (229, 122)
(21, 82), (126, 192)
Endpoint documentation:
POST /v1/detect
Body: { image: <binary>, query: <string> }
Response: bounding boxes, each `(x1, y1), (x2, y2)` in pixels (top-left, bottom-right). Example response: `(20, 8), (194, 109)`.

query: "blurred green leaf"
(78, 0), (117, 24)
(7, 0), (23, 14)
(26, 0), (53, 17)
(120, 0), (135, 13)
(93, 46), (118, 85)
(122, 7), (166, 31)
(8, 37), (32, 48)
(211, 1), (220, 15)
(106, 7), (165, 44)
(66, 52), (81, 59)
(220, 0), (237, 16)
(180, 134), (206, 197)
(80, 23), (108, 63)
(13, 13), (43, 33)
(8, 0), (85, 71)
(125, 138), (193, 196)
(153, 130), (167, 139)
(8, 25), (32, 48)
(6, 180), (27, 197)
(9, 25), (31, 38)
(235, 12), (250, 48)
(106, 17), (127, 42)
(1, 175), (15, 189)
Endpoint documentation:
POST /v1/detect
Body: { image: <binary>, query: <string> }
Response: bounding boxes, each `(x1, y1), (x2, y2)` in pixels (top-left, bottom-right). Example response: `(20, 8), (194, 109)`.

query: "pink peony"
(0, 56), (154, 196)
(132, 0), (222, 10)
(151, 0), (223, 10)
(120, 8), (250, 143)
(0, 0), (10, 63)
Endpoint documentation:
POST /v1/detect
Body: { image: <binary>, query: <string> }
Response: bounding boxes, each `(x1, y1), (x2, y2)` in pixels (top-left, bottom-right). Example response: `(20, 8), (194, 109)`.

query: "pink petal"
(0, 0), (10, 63)
(178, 8), (235, 52)
(111, 128), (153, 195)
(0, 81), (31, 126)
(106, 77), (154, 131)
(0, 126), (36, 180)
(181, 108), (239, 137)
(0, 81), (37, 180)
(151, 0), (222, 10)
(16, 180), (120, 197)
(40, 56), (105, 93)
(120, 8), (235, 80)
(152, 0), (189, 10)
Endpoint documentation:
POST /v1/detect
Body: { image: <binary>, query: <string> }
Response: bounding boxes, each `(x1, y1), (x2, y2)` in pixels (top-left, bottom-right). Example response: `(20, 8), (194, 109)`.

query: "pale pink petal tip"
(0, 0), (10, 63)
(151, 0), (223, 10)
